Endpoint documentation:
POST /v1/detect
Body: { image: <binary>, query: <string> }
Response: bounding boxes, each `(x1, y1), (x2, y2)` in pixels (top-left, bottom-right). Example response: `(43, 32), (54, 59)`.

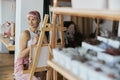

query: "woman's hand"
(32, 34), (39, 46)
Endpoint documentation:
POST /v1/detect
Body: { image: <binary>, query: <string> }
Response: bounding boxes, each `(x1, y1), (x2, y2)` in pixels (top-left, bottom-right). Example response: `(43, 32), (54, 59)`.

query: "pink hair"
(27, 10), (41, 20)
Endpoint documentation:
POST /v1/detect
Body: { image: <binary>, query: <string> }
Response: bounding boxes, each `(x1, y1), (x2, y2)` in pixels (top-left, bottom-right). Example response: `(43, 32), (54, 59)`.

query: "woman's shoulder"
(21, 30), (30, 35)
(20, 30), (30, 40)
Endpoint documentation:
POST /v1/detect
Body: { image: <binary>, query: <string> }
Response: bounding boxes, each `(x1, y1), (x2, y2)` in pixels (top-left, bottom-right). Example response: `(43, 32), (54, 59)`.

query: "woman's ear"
(38, 19), (41, 23)
(37, 19), (41, 25)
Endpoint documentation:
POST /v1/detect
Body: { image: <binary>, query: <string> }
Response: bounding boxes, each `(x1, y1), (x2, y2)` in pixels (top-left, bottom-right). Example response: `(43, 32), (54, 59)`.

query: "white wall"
(93, 20), (113, 33)
(93, 20), (120, 37)
(15, 0), (43, 61)
(0, 0), (16, 53)
(0, 0), (2, 25)
(0, 0), (2, 52)
(2, 0), (16, 23)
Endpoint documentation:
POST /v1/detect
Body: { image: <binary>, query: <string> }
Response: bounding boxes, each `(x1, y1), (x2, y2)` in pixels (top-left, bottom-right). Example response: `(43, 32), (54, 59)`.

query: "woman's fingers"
(34, 34), (39, 40)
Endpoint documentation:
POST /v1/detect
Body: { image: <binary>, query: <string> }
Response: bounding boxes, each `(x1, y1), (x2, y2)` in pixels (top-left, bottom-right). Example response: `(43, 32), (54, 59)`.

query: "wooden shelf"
(0, 34), (15, 51)
(49, 4), (120, 80)
(50, 7), (120, 21)
(48, 60), (80, 80)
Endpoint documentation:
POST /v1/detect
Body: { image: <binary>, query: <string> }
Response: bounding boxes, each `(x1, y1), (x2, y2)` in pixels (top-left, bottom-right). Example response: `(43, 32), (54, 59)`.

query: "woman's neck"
(30, 27), (37, 33)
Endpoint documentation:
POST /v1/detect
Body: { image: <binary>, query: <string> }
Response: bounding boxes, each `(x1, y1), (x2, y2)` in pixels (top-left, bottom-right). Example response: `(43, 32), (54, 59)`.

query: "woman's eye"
(28, 18), (30, 21)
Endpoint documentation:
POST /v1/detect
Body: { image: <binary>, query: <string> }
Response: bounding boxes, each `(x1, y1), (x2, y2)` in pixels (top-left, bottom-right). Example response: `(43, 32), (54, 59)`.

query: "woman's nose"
(30, 20), (32, 23)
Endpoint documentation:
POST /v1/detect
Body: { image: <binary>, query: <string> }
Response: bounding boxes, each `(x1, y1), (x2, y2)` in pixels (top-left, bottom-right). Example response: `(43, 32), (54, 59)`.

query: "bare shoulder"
(20, 30), (30, 41)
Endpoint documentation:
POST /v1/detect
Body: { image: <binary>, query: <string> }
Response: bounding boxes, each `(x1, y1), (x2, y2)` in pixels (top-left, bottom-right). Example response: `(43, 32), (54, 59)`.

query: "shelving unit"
(48, 0), (120, 80)
(50, 7), (120, 21)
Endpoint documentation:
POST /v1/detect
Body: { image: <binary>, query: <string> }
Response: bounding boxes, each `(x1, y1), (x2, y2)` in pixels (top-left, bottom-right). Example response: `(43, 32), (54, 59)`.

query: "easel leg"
(58, 14), (65, 47)
(53, 70), (57, 80)
(46, 68), (52, 80)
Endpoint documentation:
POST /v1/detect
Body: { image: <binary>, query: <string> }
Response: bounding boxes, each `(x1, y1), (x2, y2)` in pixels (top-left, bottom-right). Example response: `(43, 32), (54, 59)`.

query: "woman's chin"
(31, 26), (38, 28)
(33, 26), (38, 28)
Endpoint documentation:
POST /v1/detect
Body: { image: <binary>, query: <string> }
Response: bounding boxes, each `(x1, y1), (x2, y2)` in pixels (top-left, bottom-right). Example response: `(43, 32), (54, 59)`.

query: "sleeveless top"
(27, 28), (40, 47)
(24, 28), (40, 70)
(23, 29), (40, 69)
(27, 28), (35, 47)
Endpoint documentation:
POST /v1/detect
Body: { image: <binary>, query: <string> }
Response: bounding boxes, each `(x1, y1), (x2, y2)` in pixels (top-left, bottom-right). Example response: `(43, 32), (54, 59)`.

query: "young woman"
(63, 21), (84, 47)
(14, 10), (48, 80)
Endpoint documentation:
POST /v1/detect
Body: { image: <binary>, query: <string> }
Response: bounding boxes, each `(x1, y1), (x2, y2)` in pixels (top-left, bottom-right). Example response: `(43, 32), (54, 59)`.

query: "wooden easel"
(49, 0), (67, 80)
(49, 0), (75, 80)
(23, 14), (52, 80)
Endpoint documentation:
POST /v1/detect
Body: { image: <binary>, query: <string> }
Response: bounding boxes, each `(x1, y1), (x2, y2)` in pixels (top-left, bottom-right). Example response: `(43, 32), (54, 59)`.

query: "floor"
(0, 53), (65, 80)
(0, 53), (14, 80)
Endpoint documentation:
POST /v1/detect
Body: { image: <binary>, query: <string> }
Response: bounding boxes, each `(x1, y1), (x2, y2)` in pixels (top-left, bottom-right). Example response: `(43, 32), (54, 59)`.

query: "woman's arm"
(18, 30), (30, 58)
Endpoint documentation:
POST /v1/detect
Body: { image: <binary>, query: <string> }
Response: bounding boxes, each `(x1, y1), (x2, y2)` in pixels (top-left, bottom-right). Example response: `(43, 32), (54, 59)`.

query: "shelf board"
(50, 7), (120, 21)
(0, 34), (15, 51)
(48, 60), (80, 80)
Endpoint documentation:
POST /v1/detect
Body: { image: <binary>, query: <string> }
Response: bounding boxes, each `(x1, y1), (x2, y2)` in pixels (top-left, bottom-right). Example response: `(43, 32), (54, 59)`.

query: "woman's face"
(66, 24), (75, 39)
(67, 24), (75, 34)
(27, 16), (40, 28)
